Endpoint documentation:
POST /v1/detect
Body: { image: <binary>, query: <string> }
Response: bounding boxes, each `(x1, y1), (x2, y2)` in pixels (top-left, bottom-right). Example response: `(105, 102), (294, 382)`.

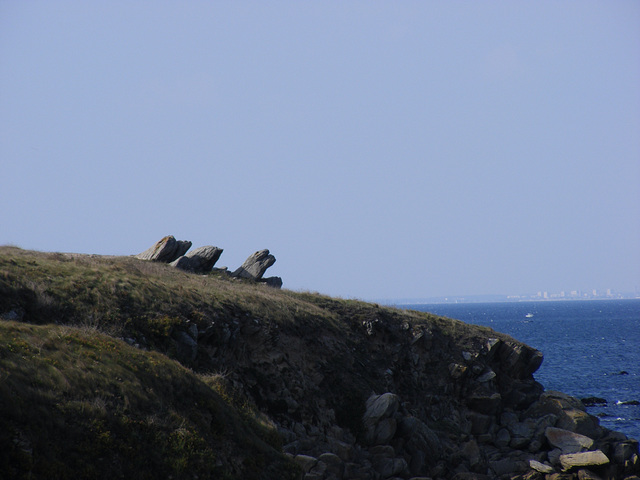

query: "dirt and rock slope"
(0, 246), (638, 479)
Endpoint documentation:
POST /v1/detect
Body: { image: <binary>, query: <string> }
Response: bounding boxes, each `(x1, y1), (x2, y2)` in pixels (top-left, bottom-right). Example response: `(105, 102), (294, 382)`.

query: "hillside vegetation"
(1, 247), (638, 480)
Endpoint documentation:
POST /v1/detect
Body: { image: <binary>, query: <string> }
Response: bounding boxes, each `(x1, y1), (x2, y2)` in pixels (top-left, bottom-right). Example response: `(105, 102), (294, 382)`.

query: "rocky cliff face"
(180, 301), (639, 480)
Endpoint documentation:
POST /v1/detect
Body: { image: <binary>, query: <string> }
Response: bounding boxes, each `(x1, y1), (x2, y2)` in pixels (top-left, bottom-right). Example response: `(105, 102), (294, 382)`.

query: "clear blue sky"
(1, 1), (639, 300)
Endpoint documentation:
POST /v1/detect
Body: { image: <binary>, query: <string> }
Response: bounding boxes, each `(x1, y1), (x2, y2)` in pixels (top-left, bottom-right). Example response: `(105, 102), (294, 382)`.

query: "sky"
(1, 1), (639, 301)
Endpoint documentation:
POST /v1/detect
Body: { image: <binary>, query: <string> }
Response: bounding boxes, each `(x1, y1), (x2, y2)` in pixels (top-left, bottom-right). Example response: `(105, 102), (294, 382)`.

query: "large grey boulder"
(135, 235), (192, 263)
(559, 450), (609, 471)
(231, 249), (276, 280)
(397, 416), (442, 462)
(545, 427), (594, 454)
(170, 246), (223, 273)
(363, 393), (399, 428)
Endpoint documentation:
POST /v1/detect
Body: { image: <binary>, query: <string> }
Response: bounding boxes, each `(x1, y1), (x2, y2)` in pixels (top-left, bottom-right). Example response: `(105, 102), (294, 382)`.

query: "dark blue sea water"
(401, 299), (640, 441)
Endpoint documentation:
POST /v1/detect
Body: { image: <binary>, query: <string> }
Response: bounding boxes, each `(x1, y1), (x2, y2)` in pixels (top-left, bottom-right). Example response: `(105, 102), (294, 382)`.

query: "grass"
(0, 320), (298, 480)
(0, 247), (342, 344)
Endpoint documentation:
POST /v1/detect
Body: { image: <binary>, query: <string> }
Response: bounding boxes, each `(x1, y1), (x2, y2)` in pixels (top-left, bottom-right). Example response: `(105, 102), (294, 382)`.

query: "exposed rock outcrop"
(231, 249), (276, 280)
(135, 235), (191, 262)
(136, 237), (281, 287)
(170, 246), (223, 273)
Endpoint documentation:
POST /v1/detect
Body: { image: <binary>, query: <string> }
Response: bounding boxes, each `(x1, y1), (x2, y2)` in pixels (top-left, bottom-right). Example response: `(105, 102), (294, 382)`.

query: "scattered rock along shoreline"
(0, 244), (638, 480)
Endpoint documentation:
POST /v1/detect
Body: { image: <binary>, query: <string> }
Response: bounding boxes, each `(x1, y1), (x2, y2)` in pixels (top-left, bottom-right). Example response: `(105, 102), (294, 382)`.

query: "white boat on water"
(525, 313), (534, 318)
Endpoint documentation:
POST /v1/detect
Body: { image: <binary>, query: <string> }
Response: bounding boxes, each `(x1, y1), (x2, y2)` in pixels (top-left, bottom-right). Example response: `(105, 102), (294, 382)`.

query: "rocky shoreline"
(168, 297), (639, 479)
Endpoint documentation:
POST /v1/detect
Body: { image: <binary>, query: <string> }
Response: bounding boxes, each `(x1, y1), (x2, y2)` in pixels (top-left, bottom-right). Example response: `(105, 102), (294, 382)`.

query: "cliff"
(0, 247), (638, 480)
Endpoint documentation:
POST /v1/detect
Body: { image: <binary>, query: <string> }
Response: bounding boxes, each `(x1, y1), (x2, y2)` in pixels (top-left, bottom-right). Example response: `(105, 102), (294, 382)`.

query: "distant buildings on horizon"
(506, 288), (638, 302)
(384, 288), (640, 305)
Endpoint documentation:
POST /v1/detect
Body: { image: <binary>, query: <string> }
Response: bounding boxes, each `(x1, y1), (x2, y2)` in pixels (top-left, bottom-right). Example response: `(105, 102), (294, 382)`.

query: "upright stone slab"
(232, 249), (276, 280)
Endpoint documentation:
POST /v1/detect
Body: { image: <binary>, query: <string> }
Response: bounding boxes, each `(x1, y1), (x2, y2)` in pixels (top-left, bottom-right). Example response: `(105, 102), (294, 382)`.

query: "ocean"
(400, 299), (640, 441)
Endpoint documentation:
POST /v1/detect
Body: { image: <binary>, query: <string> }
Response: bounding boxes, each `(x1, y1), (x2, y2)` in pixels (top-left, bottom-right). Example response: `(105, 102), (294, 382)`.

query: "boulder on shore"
(545, 427), (594, 454)
(559, 450), (609, 471)
(135, 236), (192, 263)
(232, 249), (276, 280)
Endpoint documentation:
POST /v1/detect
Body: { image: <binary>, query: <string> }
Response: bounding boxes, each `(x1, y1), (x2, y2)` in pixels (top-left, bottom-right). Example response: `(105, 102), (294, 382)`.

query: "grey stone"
(556, 409), (602, 439)
(282, 441), (300, 455)
(173, 330), (197, 363)
(498, 340), (544, 379)
(495, 428), (511, 448)
(261, 276), (283, 288)
(503, 378), (544, 410)
(136, 235), (191, 262)
(577, 469), (604, 480)
(459, 439), (481, 468)
(484, 338), (501, 359)
(318, 453), (343, 477)
(303, 474), (322, 480)
(529, 459), (555, 473)
(363, 393), (399, 427)
(294, 455), (318, 473)
(613, 440), (639, 464)
(500, 411), (520, 427)
(510, 435), (530, 450)
(187, 323), (198, 340)
(468, 392), (501, 414)
(477, 369), (497, 383)
(170, 245), (223, 273)
(468, 412), (493, 436)
(371, 456), (407, 478)
(559, 450), (609, 471)
(408, 450), (426, 475)
(308, 460), (327, 476)
(1, 308), (24, 321)
(231, 249), (276, 280)
(489, 457), (527, 476)
(510, 421), (534, 440)
(328, 438), (354, 462)
(369, 445), (395, 457)
(527, 391), (586, 417)
(397, 416), (442, 466)
(549, 448), (563, 466)
(545, 427), (594, 454)
(370, 417), (397, 445)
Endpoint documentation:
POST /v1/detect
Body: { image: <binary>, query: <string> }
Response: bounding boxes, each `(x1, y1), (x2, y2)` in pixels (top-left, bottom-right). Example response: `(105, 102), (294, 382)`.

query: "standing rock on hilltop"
(135, 235), (191, 263)
(232, 249), (276, 280)
(170, 246), (223, 273)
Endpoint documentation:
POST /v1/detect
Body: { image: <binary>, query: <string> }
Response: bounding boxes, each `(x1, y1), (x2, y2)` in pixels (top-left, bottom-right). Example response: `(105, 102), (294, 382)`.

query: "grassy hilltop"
(0, 247), (307, 479)
(1, 247), (637, 480)
(0, 247), (456, 479)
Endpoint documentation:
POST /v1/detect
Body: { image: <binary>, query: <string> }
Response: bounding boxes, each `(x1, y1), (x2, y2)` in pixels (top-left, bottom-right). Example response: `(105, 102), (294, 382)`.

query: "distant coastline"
(381, 292), (640, 305)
